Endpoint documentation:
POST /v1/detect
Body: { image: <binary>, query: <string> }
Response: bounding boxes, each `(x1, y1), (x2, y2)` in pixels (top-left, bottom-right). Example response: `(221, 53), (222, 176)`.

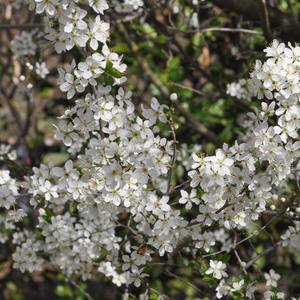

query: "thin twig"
(167, 26), (263, 35)
(0, 24), (43, 29)
(169, 178), (191, 194)
(50, 264), (92, 299)
(233, 233), (247, 275)
(234, 241), (282, 277)
(168, 81), (205, 96)
(164, 269), (208, 297)
(287, 0), (298, 22)
(262, 210), (300, 221)
(166, 119), (177, 195)
(145, 283), (174, 300)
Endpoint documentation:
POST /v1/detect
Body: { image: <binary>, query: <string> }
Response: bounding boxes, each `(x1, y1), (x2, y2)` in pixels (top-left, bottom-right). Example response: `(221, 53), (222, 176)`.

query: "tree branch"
(209, 0), (299, 43)
(257, 0), (273, 42)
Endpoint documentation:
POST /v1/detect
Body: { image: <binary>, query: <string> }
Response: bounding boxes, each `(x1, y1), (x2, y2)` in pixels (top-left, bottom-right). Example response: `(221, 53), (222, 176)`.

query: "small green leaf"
(56, 273), (65, 280)
(242, 273), (251, 284)
(46, 209), (54, 218)
(188, 260), (195, 269)
(203, 275), (212, 281)
(168, 57), (181, 69)
(55, 285), (73, 297)
(199, 267), (208, 276)
(209, 280), (215, 288)
(209, 247), (216, 254)
(103, 74), (114, 85)
(217, 253), (231, 263)
(232, 291), (242, 299)
(107, 68), (123, 78)
(105, 60), (113, 71)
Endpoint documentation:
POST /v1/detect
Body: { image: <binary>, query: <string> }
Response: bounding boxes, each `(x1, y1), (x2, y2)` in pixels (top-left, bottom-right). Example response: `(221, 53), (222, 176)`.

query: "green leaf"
(149, 294), (158, 300)
(242, 273), (251, 284)
(199, 268), (208, 276)
(103, 74), (114, 85)
(202, 275), (212, 281)
(40, 87), (52, 96)
(55, 285), (73, 297)
(168, 57), (181, 69)
(232, 291), (243, 299)
(209, 247), (216, 254)
(209, 280), (215, 288)
(56, 273), (65, 280)
(169, 68), (184, 82)
(107, 67), (123, 78)
(219, 126), (233, 143)
(188, 260), (195, 269)
(46, 208), (53, 218)
(105, 60), (113, 71)
(217, 253), (231, 263)
(156, 34), (167, 44)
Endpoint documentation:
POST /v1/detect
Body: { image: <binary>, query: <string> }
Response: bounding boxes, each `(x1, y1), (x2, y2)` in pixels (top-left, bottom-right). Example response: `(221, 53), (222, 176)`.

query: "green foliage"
(216, 253), (231, 264)
(55, 284), (73, 297)
(5, 282), (25, 300)
(107, 67), (123, 78)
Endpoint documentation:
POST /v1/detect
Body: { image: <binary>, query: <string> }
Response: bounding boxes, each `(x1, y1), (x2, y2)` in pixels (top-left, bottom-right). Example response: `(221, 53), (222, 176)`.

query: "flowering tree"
(1, 0), (300, 299)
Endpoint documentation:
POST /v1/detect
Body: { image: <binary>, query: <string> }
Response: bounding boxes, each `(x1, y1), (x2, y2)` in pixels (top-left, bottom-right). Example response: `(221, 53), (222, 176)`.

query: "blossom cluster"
(1, 0), (300, 299)
(226, 78), (252, 101)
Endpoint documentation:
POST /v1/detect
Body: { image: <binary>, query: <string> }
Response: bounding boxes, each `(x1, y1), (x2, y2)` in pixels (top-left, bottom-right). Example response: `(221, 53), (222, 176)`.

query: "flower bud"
(170, 93), (178, 101)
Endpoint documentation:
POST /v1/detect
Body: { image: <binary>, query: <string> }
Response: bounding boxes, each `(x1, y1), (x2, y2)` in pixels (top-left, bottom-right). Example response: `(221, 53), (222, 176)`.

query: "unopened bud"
(170, 93), (178, 101)
(270, 205), (276, 210)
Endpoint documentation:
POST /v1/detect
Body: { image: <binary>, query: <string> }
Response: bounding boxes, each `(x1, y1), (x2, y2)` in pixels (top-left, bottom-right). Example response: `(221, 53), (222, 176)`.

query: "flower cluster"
(226, 78), (252, 101)
(2, 0), (300, 298)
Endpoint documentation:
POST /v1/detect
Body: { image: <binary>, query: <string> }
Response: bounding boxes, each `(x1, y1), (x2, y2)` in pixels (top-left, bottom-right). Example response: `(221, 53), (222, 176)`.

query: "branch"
(166, 118), (177, 195)
(234, 241), (282, 277)
(167, 26), (263, 35)
(262, 210), (300, 221)
(287, 0), (298, 22)
(209, 0), (299, 42)
(0, 24), (43, 29)
(163, 269), (208, 297)
(168, 81), (206, 96)
(257, 0), (273, 42)
(0, 87), (23, 139)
